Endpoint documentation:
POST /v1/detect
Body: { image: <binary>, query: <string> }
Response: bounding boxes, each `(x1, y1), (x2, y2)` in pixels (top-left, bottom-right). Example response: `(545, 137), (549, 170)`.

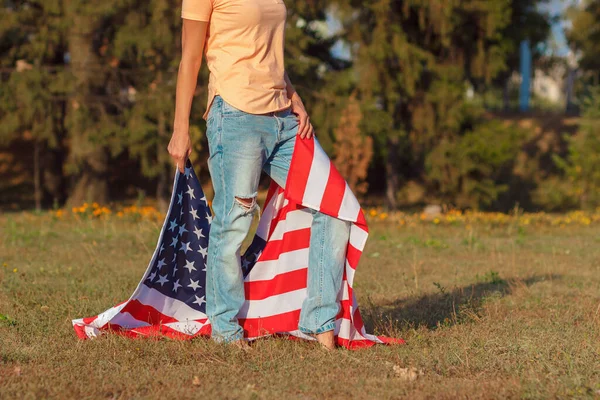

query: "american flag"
(72, 138), (404, 349)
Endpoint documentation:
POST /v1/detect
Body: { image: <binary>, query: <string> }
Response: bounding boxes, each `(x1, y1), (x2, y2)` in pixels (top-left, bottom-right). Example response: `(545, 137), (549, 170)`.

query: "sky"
(545, 0), (571, 56)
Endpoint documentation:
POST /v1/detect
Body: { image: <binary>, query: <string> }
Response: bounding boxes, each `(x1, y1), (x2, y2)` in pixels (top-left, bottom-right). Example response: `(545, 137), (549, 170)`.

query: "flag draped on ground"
(72, 138), (404, 349)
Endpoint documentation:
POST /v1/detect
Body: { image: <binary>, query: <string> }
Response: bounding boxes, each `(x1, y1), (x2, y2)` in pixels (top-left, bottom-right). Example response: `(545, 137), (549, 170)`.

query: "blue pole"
(519, 40), (531, 112)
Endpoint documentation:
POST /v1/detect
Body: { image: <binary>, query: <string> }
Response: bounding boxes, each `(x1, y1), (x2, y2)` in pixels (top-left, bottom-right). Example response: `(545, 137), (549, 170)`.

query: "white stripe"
(255, 190), (281, 240)
(302, 142), (330, 209)
(239, 288), (306, 319)
(267, 209), (313, 241)
(110, 312), (152, 329)
(84, 325), (101, 338)
(246, 248), (309, 282)
(349, 225), (368, 252)
(345, 259), (356, 287)
(90, 303), (127, 328)
(163, 320), (208, 336)
(336, 317), (366, 341)
(133, 285), (208, 321)
(338, 182), (360, 221)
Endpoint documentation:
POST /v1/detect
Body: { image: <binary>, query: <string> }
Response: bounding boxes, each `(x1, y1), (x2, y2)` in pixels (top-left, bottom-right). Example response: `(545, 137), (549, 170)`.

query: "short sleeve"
(181, 0), (213, 22)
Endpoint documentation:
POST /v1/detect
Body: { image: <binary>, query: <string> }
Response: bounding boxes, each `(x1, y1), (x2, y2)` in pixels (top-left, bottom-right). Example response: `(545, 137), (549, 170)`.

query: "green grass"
(1, 212), (599, 399)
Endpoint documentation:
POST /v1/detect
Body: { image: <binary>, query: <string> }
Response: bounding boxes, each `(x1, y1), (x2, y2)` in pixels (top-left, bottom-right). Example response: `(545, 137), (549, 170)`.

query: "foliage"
(554, 88), (600, 209)
(567, 0), (600, 74)
(426, 119), (528, 209)
(332, 93), (373, 196)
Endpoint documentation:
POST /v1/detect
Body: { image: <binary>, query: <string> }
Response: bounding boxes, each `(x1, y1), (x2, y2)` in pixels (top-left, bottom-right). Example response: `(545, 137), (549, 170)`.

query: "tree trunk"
(65, 6), (109, 206)
(503, 77), (510, 112)
(156, 94), (171, 213)
(33, 140), (42, 211)
(385, 136), (399, 210)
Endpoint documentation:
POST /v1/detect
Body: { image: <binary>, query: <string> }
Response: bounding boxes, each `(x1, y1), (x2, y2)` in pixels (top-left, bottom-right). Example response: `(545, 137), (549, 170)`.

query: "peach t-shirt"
(181, 0), (291, 120)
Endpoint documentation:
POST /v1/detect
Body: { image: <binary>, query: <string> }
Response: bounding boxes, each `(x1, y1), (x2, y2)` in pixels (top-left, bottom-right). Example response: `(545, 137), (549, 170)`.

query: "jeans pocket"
(221, 99), (248, 118)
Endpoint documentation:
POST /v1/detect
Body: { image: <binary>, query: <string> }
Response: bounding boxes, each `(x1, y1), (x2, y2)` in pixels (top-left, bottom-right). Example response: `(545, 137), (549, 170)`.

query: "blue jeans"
(205, 95), (351, 342)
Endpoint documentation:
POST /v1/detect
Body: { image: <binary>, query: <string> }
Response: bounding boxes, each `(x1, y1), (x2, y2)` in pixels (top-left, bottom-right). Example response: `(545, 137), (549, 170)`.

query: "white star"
(156, 258), (167, 270)
(177, 192), (183, 205)
(171, 252), (177, 263)
(159, 243), (165, 255)
(170, 236), (179, 248)
(200, 195), (207, 205)
(178, 224), (188, 237)
(168, 218), (178, 232)
(186, 185), (196, 199)
(184, 166), (192, 178)
(172, 263), (178, 276)
(206, 212), (213, 224)
(188, 279), (201, 291)
(190, 207), (199, 220)
(242, 258), (251, 269)
(193, 295), (206, 306)
(157, 274), (169, 286)
(180, 207), (184, 218)
(147, 270), (157, 281)
(197, 245), (208, 259)
(180, 241), (192, 254)
(172, 279), (182, 293)
(193, 226), (205, 240)
(183, 259), (196, 273)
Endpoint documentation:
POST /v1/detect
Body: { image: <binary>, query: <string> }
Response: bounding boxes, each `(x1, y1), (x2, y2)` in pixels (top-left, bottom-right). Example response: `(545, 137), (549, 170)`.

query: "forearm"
(173, 19), (208, 134)
(173, 59), (201, 133)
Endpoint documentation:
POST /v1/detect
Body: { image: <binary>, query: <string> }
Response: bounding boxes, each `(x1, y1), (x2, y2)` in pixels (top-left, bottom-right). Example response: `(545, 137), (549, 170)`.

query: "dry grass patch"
(1, 212), (599, 399)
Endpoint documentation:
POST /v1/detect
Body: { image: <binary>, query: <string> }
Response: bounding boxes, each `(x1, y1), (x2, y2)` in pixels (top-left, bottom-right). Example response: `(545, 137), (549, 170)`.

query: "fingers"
(298, 115), (312, 139)
(174, 158), (186, 174)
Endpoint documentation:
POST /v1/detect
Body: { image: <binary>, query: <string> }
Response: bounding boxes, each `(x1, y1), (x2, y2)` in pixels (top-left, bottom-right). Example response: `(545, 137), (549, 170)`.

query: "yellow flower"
(13, 268), (17, 273)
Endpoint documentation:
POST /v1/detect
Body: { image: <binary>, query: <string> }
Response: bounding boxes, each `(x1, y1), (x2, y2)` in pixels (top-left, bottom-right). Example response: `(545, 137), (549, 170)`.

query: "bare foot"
(315, 330), (336, 351)
(231, 339), (253, 352)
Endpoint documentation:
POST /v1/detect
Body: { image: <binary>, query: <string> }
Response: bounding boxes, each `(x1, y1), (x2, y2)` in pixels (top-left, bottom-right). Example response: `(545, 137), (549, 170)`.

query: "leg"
(297, 210), (350, 339)
(205, 97), (265, 343)
(264, 111), (351, 343)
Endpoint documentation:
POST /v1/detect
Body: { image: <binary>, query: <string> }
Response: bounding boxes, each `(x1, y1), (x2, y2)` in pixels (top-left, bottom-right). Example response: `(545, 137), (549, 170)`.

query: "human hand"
(290, 93), (315, 139)
(167, 128), (192, 174)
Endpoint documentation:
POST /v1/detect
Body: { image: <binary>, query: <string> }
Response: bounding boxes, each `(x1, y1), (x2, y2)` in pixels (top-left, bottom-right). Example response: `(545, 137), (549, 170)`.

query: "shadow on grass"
(362, 274), (561, 332)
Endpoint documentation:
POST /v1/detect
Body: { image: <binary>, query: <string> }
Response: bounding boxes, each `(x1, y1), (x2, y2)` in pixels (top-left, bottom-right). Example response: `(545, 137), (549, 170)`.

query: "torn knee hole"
(234, 196), (258, 214)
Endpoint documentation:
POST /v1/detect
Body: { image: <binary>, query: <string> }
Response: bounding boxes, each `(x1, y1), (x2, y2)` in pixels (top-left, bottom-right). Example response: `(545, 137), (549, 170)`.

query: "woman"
(167, 0), (350, 350)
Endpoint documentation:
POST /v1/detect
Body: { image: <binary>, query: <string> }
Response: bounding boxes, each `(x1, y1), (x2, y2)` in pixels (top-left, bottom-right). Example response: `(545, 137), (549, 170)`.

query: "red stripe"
(353, 307), (365, 332)
(259, 227), (311, 261)
(120, 299), (179, 325)
(320, 160), (346, 217)
(285, 137), (314, 203)
(82, 315), (99, 325)
(245, 268), (307, 301)
(346, 243), (361, 269)
(267, 201), (306, 240)
(240, 309), (301, 338)
(264, 182), (281, 210)
(356, 210), (368, 231)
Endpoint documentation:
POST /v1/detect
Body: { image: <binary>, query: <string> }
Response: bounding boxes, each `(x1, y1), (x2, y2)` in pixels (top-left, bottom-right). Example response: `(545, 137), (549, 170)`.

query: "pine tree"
(0, 0), (70, 209)
(567, 0), (600, 76)
(332, 0), (519, 209)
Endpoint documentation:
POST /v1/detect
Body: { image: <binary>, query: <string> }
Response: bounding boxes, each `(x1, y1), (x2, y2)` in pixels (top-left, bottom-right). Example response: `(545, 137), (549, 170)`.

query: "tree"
(333, 0), (515, 209)
(493, 0), (552, 110)
(567, 0), (600, 76)
(0, 0), (70, 209)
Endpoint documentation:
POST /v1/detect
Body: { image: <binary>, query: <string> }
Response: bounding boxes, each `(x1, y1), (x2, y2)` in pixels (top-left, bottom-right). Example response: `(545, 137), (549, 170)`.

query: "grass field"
(1, 208), (599, 399)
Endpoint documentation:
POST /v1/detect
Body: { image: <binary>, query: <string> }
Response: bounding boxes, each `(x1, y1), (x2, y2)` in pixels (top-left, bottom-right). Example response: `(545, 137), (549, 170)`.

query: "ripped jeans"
(205, 95), (351, 342)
